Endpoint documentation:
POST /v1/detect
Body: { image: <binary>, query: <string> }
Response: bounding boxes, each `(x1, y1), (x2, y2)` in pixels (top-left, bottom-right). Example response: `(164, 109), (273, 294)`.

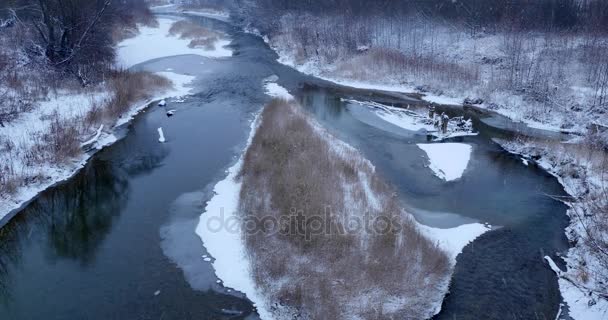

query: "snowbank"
(264, 30), (596, 136)
(0, 71), (195, 226)
(151, 3), (230, 22)
(418, 223), (489, 264)
(417, 143), (472, 181)
(263, 81), (293, 100)
(116, 17), (231, 68)
(182, 10), (230, 22)
(195, 114), (272, 319)
(497, 139), (608, 320)
(345, 99), (477, 140)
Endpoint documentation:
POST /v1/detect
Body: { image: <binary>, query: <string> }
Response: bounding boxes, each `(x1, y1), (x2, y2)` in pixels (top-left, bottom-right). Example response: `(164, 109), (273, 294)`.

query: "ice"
(158, 127), (166, 143)
(417, 143), (472, 181)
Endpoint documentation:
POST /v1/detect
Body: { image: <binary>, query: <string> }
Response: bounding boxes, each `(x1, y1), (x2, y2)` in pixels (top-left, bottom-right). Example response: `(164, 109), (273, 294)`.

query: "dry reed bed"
(169, 20), (222, 50)
(238, 100), (450, 319)
(0, 71), (169, 197)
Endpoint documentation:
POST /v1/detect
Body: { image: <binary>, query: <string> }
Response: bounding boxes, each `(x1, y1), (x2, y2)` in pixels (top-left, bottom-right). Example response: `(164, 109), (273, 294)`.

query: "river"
(0, 14), (570, 320)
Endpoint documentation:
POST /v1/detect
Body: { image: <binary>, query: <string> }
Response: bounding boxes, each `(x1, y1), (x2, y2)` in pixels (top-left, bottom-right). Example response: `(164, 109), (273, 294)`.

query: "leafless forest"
(236, 0), (608, 137)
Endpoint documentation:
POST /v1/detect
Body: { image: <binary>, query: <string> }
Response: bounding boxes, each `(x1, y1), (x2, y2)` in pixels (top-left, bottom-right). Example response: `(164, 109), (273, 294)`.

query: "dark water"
(0, 14), (569, 320)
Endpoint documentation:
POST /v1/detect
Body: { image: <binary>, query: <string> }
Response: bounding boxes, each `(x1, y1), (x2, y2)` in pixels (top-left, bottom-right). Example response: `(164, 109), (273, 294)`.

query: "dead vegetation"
(103, 70), (170, 120)
(334, 47), (479, 90)
(169, 20), (220, 49)
(0, 69), (170, 199)
(238, 100), (450, 319)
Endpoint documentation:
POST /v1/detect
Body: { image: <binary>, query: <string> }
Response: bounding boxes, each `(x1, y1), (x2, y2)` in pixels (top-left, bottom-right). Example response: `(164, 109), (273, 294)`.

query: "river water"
(0, 14), (570, 319)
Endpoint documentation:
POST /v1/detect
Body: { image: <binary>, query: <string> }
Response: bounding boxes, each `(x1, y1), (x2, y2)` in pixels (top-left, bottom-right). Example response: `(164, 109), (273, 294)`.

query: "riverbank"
(0, 13), (237, 226)
(197, 88), (489, 319)
(497, 138), (608, 319)
(248, 23), (608, 320)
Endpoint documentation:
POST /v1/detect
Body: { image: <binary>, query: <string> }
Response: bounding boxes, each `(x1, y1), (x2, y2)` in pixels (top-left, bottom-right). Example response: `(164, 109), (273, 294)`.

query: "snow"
(544, 256), (608, 320)
(263, 80), (293, 100)
(81, 124), (105, 148)
(158, 127), (166, 143)
(182, 10), (230, 22)
(195, 114), (272, 320)
(417, 143), (472, 181)
(116, 17), (232, 68)
(158, 99), (166, 106)
(264, 29), (599, 137)
(559, 279), (608, 320)
(345, 99), (477, 140)
(419, 223), (490, 264)
(1, 72), (195, 225)
(496, 139), (608, 320)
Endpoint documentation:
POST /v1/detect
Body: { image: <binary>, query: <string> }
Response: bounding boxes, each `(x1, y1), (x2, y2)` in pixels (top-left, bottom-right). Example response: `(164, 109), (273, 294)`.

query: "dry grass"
(238, 100), (450, 319)
(102, 70), (170, 120)
(334, 47), (479, 89)
(0, 69), (170, 199)
(169, 20), (221, 50)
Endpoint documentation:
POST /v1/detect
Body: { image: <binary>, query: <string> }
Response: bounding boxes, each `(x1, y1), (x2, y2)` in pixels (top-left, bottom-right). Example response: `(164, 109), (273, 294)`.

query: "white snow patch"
(182, 10), (230, 22)
(196, 114), (272, 319)
(264, 82), (293, 100)
(116, 17), (231, 68)
(158, 127), (166, 143)
(0, 72), (195, 224)
(419, 223), (490, 264)
(81, 124), (105, 148)
(417, 143), (472, 181)
(345, 99), (477, 140)
(155, 71), (195, 98)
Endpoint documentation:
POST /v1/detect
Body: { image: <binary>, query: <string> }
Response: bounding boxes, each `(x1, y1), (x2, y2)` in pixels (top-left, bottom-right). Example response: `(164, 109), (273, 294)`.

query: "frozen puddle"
(417, 143), (472, 181)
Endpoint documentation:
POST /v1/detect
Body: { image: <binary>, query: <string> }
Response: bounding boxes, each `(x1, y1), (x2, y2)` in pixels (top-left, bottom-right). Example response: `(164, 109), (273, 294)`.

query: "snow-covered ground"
(260, 23), (605, 137)
(344, 98), (477, 140)
(0, 14), (199, 226)
(116, 17), (231, 68)
(263, 78), (294, 100)
(151, 3), (231, 22)
(498, 139), (608, 320)
(418, 222), (489, 264)
(195, 86), (488, 319)
(195, 114), (273, 319)
(417, 143), (472, 182)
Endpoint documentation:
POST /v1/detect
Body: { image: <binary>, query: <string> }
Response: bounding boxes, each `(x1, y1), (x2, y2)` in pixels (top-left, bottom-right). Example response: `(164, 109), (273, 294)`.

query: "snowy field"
(117, 17), (232, 68)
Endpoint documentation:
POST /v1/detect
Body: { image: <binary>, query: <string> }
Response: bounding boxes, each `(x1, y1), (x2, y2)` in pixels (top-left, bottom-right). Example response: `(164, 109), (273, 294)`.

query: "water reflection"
(0, 158), (127, 301)
(297, 86), (569, 320)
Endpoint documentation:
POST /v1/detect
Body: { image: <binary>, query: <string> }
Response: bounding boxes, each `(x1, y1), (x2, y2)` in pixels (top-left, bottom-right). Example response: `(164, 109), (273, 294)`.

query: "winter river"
(0, 14), (571, 319)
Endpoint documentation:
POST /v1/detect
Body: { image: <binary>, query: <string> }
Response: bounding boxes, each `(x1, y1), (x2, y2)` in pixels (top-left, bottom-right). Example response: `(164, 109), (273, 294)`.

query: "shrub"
(103, 70), (170, 120)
